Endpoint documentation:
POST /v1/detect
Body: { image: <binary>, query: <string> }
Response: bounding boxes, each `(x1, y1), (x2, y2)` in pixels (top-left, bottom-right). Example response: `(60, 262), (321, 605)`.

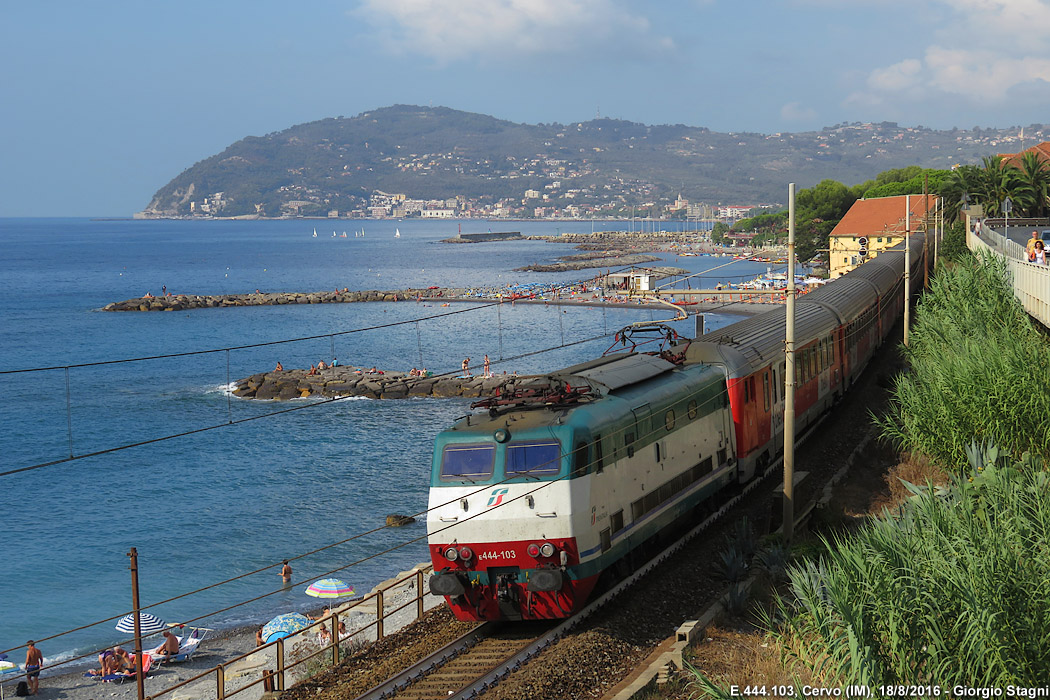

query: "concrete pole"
(783, 183), (797, 543)
(904, 195), (911, 347)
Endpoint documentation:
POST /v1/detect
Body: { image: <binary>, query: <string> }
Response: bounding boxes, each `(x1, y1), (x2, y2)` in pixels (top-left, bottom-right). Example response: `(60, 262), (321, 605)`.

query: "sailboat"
(332, 231), (337, 237)
(340, 231), (347, 238)
(312, 228), (317, 237)
(395, 228), (401, 238)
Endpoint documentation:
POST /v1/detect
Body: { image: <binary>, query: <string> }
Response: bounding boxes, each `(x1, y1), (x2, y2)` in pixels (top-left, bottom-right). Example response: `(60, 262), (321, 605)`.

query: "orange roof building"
(998, 141), (1050, 169)
(828, 194), (934, 277)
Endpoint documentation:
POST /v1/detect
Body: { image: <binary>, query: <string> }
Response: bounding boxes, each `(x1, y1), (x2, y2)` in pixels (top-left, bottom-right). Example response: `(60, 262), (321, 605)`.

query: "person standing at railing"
(1027, 231), (1041, 257)
(1030, 240), (1047, 265)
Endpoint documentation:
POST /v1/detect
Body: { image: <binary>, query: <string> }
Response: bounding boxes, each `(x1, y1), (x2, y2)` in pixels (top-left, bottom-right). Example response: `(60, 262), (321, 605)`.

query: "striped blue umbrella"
(304, 578), (355, 600)
(115, 612), (167, 636)
(261, 613), (311, 643)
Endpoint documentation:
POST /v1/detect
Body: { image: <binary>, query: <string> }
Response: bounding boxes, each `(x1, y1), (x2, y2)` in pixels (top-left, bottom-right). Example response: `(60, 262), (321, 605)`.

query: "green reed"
(879, 252), (1050, 467)
(764, 445), (1050, 687)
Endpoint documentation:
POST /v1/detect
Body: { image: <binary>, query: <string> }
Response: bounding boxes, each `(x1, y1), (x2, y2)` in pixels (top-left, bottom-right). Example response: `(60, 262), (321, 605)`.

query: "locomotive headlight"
(443, 546), (459, 561)
(526, 543), (541, 557)
(458, 546), (474, 561)
(539, 542), (556, 558)
(494, 428), (511, 443)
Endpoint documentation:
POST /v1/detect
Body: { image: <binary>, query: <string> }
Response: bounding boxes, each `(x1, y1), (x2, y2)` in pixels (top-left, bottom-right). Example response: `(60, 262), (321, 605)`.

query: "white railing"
(968, 224), (1050, 329)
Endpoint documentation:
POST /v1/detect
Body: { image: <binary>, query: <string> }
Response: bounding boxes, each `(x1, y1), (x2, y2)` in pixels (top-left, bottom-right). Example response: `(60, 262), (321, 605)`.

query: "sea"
(0, 217), (777, 668)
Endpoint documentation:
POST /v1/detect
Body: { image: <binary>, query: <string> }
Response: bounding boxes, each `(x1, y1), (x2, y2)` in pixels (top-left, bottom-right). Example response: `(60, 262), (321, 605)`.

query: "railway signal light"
(858, 236), (868, 258)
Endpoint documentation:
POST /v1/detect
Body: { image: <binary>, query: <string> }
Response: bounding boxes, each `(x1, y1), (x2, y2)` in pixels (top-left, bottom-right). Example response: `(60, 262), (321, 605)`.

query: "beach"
(9, 566), (445, 700)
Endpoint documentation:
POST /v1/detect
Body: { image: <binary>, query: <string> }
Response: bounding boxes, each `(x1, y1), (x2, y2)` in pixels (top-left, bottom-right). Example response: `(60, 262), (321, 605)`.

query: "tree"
(794, 179), (857, 261)
(1015, 152), (1050, 218)
(711, 221), (730, 244)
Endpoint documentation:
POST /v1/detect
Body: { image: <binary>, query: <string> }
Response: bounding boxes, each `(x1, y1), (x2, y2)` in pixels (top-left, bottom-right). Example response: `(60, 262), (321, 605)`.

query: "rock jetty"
(231, 366), (544, 401)
(103, 288), (466, 312)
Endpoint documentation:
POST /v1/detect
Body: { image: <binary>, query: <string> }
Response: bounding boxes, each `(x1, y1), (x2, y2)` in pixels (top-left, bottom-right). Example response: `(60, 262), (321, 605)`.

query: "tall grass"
(879, 252), (1050, 467)
(763, 444), (1050, 687)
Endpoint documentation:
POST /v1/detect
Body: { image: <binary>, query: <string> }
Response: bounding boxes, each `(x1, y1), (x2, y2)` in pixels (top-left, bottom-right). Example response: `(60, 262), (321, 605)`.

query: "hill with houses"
(140, 105), (1047, 219)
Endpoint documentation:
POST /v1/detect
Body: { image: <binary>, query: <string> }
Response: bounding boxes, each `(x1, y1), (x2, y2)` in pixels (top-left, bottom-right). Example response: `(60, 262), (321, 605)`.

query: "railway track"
(356, 621), (554, 700)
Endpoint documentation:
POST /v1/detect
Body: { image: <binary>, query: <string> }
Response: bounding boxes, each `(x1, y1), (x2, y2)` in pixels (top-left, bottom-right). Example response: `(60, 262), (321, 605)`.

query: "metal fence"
(143, 565), (434, 700)
(968, 223), (1050, 329)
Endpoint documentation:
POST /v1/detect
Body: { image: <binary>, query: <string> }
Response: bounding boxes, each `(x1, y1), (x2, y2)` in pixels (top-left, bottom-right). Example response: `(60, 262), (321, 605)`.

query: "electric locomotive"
(427, 350), (736, 621)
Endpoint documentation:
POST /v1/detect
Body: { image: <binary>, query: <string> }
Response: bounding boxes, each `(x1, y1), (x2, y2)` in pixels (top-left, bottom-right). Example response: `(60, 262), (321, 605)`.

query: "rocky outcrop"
(231, 367), (548, 401)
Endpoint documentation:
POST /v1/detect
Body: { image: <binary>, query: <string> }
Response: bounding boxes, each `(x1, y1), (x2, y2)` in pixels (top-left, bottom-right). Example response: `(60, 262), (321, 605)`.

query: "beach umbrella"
(0, 661), (17, 676)
(304, 578), (355, 600)
(115, 612), (167, 636)
(261, 613), (311, 643)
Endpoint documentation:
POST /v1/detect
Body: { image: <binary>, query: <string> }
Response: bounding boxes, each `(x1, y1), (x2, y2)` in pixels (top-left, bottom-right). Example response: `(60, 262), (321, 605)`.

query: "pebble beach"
(9, 569), (445, 700)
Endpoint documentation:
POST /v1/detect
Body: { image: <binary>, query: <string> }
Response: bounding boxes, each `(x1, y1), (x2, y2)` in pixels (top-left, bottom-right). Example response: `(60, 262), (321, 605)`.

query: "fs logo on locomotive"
(487, 488), (509, 507)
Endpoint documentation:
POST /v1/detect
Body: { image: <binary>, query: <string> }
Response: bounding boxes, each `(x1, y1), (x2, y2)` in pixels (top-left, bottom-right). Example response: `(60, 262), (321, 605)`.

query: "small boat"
(340, 232), (347, 238)
(395, 228), (401, 238)
(312, 228), (317, 238)
(672, 301), (698, 306)
(333, 231), (337, 237)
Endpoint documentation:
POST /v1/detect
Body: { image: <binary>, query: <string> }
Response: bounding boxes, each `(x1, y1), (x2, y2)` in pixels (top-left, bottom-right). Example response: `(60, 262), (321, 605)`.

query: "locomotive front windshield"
(441, 443), (496, 481)
(505, 440), (562, 477)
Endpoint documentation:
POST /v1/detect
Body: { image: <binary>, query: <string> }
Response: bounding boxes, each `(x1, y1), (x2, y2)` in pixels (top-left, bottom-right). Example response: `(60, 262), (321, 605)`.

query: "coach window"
(687, 399), (698, 420)
(441, 443), (496, 481)
(665, 409), (675, 431)
(762, 372), (770, 412)
(810, 346), (817, 378)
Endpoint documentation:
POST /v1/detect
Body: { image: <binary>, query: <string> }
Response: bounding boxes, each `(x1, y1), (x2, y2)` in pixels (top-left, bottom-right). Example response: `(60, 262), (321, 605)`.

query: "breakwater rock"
(103, 288), (468, 312)
(231, 366), (544, 401)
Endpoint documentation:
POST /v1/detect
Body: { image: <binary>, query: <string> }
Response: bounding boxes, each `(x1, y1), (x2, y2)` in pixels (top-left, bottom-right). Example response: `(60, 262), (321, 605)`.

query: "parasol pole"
(127, 548), (145, 700)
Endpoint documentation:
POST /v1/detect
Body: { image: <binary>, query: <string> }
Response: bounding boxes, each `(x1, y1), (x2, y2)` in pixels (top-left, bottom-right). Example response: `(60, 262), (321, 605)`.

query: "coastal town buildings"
(828, 194), (934, 278)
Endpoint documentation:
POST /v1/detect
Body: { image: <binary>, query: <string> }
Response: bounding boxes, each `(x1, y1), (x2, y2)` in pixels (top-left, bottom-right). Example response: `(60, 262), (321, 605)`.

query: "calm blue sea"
(0, 217), (771, 667)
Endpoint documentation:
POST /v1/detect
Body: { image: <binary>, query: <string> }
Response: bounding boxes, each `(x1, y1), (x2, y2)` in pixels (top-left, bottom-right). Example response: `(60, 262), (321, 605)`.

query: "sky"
(3, 0), (1049, 217)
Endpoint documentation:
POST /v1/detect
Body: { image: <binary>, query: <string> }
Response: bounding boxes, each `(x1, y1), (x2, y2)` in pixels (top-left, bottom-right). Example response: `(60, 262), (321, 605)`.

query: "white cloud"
(780, 101), (817, 122)
(846, 0), (1050, 107)
(354, 0), (673, 63)
(867, 59), (922, 93)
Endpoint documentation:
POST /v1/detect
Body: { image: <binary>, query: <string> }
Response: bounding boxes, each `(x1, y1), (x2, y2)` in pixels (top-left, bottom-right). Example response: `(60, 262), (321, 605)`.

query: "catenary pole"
(128, 548), (145, 700)
(904, 195), (911, 347)
(783, 183), (796, 543)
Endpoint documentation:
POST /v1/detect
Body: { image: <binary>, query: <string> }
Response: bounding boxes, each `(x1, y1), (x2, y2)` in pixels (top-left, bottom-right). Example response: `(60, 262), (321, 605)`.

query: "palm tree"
(1015, 152), (1050, 219)
(979, 155), (1022, 216)
(939, 165), (983, 223)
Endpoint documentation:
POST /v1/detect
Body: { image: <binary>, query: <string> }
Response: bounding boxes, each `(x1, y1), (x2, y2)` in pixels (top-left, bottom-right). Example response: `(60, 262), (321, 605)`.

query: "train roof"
(686, 232), (925, 375)
(550, 352), (678, 392)
(688, 303), (839, 375)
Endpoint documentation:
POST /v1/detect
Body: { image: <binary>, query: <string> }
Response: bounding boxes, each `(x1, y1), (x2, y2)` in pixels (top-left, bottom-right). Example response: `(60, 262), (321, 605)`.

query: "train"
(427, 234), (926, 621)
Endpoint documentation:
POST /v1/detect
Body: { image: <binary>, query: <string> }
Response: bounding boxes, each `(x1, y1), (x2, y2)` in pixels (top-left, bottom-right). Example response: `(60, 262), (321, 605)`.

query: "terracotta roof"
(830, 194), (935, 238)
(998, 141), (1050, 169)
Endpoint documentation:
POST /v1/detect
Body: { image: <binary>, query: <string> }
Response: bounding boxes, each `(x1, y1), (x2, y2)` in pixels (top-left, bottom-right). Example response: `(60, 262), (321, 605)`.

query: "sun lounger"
(148, 627), (210, 664)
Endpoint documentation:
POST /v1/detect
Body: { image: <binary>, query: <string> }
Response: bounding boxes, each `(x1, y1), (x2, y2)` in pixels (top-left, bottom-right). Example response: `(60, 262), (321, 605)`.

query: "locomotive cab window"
(506, 440), (562, 477)
(441, 443), (496, 481)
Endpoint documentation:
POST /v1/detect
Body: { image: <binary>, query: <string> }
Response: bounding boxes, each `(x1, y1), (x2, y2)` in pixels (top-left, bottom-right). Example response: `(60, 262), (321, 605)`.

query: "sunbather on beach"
(157, 630), (180, 658)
